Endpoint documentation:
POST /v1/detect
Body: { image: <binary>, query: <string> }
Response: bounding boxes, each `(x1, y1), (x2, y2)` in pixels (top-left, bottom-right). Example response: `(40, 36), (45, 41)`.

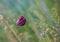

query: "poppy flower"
(16, 16), (26, 26)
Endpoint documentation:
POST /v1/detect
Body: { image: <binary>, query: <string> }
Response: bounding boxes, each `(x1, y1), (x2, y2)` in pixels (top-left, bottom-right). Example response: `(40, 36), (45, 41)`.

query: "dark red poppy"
(16, 16), (26, 26)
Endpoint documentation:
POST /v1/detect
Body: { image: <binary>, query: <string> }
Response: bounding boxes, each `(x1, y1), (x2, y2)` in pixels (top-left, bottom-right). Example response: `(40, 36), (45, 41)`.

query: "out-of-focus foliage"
(0, 0), (60, 42)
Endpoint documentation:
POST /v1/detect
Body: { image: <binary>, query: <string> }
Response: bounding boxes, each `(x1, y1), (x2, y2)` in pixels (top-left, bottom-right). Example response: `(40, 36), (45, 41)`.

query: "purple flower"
(16, 16), (26, 26)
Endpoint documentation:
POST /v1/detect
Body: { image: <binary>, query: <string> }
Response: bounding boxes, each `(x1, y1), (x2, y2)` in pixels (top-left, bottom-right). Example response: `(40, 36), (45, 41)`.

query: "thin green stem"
(4, 21), (22, 42)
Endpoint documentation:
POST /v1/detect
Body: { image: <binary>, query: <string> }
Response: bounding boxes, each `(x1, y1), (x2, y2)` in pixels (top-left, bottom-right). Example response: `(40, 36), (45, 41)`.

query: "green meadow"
(0, 0), (60, 42)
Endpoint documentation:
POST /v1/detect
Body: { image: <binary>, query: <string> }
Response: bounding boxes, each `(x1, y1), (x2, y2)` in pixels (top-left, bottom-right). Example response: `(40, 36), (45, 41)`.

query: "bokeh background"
(0, 0), (60, 42)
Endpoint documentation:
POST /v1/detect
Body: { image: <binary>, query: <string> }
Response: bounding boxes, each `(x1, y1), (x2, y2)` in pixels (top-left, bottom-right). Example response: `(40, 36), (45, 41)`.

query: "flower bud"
(16, 16), (26, 26)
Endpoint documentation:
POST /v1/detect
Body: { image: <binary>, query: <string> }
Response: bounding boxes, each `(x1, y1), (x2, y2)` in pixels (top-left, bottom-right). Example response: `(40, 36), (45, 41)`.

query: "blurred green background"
(0, 0), (60, 42)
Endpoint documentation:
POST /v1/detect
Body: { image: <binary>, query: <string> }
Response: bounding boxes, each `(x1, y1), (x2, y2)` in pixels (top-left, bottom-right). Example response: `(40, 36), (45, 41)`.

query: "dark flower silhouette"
(16, 16), (26, 26)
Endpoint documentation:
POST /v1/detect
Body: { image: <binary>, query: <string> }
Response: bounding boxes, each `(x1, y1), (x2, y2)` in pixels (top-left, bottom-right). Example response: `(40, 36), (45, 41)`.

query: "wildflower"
(16, 16), (26, 26)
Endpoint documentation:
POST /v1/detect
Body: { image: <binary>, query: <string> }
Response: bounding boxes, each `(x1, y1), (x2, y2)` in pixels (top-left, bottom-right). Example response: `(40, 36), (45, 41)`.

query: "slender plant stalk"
(4, 29), (17, 42)
(4, 21), (22, 42)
